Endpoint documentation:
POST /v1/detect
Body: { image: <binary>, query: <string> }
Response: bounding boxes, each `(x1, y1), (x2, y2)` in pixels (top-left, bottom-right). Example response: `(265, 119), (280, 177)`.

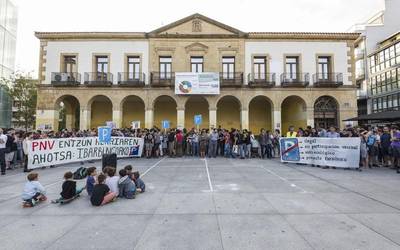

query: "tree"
(1, 73), (37, 131)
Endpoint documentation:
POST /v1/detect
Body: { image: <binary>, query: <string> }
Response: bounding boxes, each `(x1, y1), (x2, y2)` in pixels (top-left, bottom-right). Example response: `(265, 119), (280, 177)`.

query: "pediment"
(185, 42), (209, 53)
(148, 13), (246, 37)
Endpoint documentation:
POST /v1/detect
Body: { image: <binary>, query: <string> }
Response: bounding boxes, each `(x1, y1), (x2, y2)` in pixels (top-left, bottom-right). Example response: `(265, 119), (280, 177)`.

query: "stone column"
(145, 109), (154, 129)
(65, 113), (74, 130)
(79, 108), (90, 131)
(209, 108), (217, 129)
(273, 107), (281, 131)
(177, 108), (185, 129)
(240, 108), (249, 130)
(306, 106), (314, 127)
(112, 109), (123, 128)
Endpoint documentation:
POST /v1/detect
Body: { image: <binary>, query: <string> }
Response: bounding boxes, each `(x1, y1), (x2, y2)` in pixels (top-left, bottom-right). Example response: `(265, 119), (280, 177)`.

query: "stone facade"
(34, 13), (360, 133)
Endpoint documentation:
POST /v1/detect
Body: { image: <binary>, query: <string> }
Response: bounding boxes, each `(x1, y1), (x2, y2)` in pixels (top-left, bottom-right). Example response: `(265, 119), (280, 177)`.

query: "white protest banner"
(175, 72), (220, 95)
(27, 137), (144, 169)
(280, 137), (360, 168)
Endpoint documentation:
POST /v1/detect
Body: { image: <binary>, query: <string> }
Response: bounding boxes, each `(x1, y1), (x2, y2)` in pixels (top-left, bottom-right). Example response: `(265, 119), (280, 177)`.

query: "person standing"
(286, 126), (297, 138)
(209, 129), (218, 158)
(0, 128), (7, 175)
(380, 126), (392, 168)
(175, 130), (183, 157)
(259, 129), (267, 159)
(390, 126), (400, 174)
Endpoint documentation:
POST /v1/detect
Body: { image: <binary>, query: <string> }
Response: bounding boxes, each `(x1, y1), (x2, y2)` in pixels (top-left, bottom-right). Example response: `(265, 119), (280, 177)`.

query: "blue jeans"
(192, 142), (199, 156)
(224, 143), (231, 157)
(240, 144), (247, 158)
(209, 141), (217, 157)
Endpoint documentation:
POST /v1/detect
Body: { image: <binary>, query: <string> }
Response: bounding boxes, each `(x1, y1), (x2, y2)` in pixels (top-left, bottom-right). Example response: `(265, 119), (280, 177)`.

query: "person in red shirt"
(175, 130), (184, 157)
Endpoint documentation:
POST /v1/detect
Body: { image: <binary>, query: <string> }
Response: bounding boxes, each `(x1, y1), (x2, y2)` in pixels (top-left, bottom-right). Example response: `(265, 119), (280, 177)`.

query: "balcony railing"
(280, 73), (309, 87)
(150, 72), (175, 87)
(313, 73), (343, 87)
(118, 72), (145, 86)
(84, 72), (113, 86)
(219, 72), (243, 87)
(248, 73), (275, 87)
(51, 72), (81, 86)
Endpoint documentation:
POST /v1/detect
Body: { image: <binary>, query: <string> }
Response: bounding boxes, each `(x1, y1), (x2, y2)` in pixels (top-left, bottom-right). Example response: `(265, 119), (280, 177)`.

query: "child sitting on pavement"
(118, 169), (136, 199)
(21, 172), (47, 207)
(86, 167), (97, 196)
(90, 173), (116, 206)
(124, 165), (145, 193)
(104, 167), (120, 197)
(52, 171), (84, 204)
(133, 171), (146, 193)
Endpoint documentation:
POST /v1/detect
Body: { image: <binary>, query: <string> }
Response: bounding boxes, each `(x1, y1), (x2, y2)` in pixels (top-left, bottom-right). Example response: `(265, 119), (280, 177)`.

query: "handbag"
(232, 145), (239, 154)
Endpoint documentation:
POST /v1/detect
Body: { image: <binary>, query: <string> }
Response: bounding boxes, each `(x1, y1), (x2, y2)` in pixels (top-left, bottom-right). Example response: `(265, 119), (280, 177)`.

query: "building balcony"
(247, 73), (276, 87)
(219, 72), (243, 87)
(117, 72), (145, 87)
(280, 73), (309, 87)
(150, 72), (174, 87)
(312, 73), (343, 87)
(51, 72), (81, 86)
(84, 72), (113, 86)
(355, 49), (365, 60)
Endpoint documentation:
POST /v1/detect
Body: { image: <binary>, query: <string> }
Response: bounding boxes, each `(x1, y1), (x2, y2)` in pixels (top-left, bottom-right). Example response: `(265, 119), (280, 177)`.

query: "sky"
(13, 0), (385, 75)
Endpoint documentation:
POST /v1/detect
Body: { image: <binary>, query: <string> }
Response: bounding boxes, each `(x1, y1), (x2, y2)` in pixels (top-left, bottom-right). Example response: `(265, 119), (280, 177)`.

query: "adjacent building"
(350, 0), (400, 125)
(35, 13), (359, 133)
(0, 0), (17, 128)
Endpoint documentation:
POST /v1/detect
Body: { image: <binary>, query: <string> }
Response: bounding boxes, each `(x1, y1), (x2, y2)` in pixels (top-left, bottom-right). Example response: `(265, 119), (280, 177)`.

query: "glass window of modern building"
(0, 0), (17, 128)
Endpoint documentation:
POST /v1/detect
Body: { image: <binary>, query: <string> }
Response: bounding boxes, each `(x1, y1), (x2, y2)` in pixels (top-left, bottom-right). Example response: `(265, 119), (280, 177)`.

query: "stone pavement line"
(286, 164), (400, 211)
(132, 158), (180, 250)
(283, 163), (400, 248)
(206, 158), (226, 250)
(203, 158), (214, 192)
(258, 164), (309, 193)
(141, 157), (166, 177)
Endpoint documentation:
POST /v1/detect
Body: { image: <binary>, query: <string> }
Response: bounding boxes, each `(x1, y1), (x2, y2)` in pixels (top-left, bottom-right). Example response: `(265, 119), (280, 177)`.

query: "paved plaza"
(0, 157), (400, 249)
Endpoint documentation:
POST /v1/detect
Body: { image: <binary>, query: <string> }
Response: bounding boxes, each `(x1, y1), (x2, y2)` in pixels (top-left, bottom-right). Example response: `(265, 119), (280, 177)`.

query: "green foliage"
(0, 73), (38, 130)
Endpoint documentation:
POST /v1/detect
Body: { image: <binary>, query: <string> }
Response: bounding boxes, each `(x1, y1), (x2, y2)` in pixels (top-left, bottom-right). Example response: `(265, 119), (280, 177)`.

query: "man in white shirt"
(0, 128), (8, 175)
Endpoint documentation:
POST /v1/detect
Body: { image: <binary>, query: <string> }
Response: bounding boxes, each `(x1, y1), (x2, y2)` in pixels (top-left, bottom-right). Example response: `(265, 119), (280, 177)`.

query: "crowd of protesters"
(1, 124), (400, 175)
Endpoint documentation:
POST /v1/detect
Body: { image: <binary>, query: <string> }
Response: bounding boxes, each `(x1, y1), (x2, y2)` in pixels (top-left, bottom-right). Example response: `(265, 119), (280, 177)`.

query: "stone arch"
(314, 95), (339, 129)
(153, 95), (178, 129)
(281, 95), (307, 134)
(217, 95), (242, 129)
(54, 95), (80, 131)
(185, 96), (210, 129)
(120, 95), (146, 128)
(88, 95), (113, 129)
(248, 95), (274, 133)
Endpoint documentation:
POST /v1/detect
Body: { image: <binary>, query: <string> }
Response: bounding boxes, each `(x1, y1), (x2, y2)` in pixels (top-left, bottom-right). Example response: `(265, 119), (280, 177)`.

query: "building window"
(127, 56), (140, 80)
(317, 56), (331, 79)
(222, 56), (235, 79)
(253, 56), (266, 80)
(159, 56), (172, 79)
(63, 55), (76, 73)
(285, 56), (299, 79)
(95, 56), (108, 80)
(191, 56), (203, 73)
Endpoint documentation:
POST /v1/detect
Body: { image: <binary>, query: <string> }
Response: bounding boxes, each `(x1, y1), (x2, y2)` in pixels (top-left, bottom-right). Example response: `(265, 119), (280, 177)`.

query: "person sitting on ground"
(104, 167), (120, 196)
(21, 172), (47, 207)
(86, 167), (97, 196)
(90, 173), (116, 206)
(118, 169), (136, 199)
(52, 171), (84, 203)
(132, 171), (145, 193)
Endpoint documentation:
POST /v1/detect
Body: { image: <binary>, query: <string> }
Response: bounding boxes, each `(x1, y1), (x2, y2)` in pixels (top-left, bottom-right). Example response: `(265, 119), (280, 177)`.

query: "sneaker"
(38, 196), (47, 202)
(22, 202), (33, 208)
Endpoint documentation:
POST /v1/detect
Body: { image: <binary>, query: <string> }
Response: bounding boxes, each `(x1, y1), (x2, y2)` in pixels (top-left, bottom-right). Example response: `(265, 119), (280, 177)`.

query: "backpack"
(366, 135), (376, 146)
(73, 167), (88, 180)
